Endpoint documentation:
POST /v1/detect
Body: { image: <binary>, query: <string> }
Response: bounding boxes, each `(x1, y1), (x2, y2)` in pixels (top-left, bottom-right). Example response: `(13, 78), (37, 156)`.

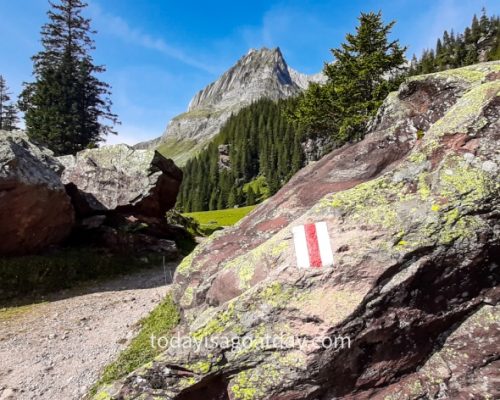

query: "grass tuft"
(91, 294), (180, 394)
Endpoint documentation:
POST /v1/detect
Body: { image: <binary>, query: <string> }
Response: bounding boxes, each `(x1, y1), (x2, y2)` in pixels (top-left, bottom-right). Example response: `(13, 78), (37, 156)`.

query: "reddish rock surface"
(0, 131), (74, 255)
(95, 63), (500, 400)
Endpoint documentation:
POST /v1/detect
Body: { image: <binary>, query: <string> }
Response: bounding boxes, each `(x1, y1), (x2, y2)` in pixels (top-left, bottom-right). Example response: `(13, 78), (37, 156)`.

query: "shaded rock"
(58, 144), (182, 219)
(99, 226), (178, 258)
(0, 131), (74, 255)
(58, 144), (185, 257)
(95, 62), (500, 399)
(218, 144), (231, 170)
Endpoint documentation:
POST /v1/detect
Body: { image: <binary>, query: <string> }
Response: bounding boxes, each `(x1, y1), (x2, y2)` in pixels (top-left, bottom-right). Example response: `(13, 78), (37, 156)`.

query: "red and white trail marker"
(292, 222), (334, 268)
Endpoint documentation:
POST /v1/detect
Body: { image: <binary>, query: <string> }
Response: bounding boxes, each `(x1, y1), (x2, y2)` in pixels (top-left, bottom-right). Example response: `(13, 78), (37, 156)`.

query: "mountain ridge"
(134, 47), (324, 165)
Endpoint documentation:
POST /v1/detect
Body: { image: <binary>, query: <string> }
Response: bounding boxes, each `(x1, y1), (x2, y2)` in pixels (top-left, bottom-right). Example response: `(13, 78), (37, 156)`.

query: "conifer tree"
(409, 9), (499, 75)
(290, 11), (406, 144)
(0, 75), (9, 130)
(0, 75), (19, 131)
(19, 0), (118, 155)
(246, 186), (256, 206)
(177, 98), (303, 212)
(3, 104), (19, 131)
(227, 187), (237, 208)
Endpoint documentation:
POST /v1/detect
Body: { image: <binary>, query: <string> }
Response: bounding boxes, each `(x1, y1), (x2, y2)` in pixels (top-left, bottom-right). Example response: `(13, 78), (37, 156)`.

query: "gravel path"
(0, 264), (176, 400)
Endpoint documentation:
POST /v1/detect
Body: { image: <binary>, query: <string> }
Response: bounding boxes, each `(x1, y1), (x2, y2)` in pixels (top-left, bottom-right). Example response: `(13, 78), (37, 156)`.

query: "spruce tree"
(291, 11), (406, 144)
(246, 187), (256, 206)
(19, 0), (118, 155)
(227, 187), (237, 208)
(0, 75), (19, 131)
(0, 76), (9, 130)
(410, 9), (499, 75)
(3, 104), (19, 131)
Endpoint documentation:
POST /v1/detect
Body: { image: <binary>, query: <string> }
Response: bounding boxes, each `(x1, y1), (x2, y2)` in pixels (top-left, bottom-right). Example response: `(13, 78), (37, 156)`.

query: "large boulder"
(58, 144), (182, 218)
(95, 62), (500, 399)
(58, 144), (183, 258)
(0, 131), (74, 255)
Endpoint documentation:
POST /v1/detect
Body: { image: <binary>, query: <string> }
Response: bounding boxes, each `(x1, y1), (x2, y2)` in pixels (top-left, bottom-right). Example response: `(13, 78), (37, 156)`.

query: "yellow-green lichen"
(180, 286), (195, 308)
(231, 371), (260, 400)
(191, 301), (237, 341)
(424, 80), (499, 141)
(222, 234), (289, 290)
(438, 158), (496, 207)
(176, 250), (198, 276)
(442, 62), (500, 82)
(409, 379), (424, 396)
(417, 172), (432, 200)
(259, 282), (296, 308)
(177, 376), (197, 389)
(93, 391), (113, 400)
(321, 177), (405, 230)
(233, 324), (267, 357)
(230, 352), (306, 400)
(408, 150), (427, 164)
(409, 62), (500, 84)
(187, 359), (212, 374)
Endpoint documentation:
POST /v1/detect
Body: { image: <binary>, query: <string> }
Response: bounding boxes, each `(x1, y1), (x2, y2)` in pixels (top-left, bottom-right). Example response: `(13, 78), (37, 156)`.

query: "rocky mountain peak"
(135, 47), (324, 165)
(187, 47), (297, 112)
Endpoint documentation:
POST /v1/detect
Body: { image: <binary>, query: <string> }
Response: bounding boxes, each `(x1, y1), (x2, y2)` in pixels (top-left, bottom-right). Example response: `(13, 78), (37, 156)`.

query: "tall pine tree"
(19, 0), (118, 155)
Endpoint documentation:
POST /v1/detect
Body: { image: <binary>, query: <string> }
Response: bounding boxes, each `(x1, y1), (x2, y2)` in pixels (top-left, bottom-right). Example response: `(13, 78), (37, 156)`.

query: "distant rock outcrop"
(0, 131), (74, 255)
(95, 62), (500, 399)
(135, 47), (324, 165)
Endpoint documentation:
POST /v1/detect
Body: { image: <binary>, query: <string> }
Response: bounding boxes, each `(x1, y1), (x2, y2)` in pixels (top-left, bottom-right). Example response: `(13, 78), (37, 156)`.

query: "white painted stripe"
(315, 221), (334, 267)
(292, 225), (310, 269)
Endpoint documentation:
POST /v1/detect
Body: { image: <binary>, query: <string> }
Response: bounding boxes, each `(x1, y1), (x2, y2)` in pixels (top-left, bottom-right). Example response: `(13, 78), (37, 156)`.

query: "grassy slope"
(156, 137), (200, 167)
(183, 205), (256, 232)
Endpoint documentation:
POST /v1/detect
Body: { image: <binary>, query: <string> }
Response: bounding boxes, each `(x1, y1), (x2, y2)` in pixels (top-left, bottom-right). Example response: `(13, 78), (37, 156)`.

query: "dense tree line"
(177, 99), (304, 212)
(0, 75), (19, 131)
(19, 0), (118, 156)
(180, 10), (499, 213)
(409, 9), (499, 75)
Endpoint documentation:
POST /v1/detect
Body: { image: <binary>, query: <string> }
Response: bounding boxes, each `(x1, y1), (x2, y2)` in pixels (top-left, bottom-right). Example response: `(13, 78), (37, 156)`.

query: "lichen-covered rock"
(58, 144), (182, 219)
(0, 130), (74, 255)
(95, 62), (500, 399)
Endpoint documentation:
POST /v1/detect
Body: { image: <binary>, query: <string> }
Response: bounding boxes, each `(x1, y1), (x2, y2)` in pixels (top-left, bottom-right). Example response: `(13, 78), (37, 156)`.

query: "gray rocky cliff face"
(187, 47), (300, 112)
(135, 47), (324, 165)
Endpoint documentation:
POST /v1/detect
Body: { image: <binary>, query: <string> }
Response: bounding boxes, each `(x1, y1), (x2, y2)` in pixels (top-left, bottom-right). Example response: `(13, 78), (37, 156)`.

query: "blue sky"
(0, 0), (498, 145)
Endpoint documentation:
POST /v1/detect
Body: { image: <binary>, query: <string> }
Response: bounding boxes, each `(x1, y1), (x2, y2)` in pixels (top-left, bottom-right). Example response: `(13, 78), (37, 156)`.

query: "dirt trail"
(0, 264), (176, 400)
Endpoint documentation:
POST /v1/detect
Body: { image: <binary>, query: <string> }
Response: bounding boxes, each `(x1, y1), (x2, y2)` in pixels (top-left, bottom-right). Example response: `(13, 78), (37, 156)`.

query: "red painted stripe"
(304, 223), (322, 268)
